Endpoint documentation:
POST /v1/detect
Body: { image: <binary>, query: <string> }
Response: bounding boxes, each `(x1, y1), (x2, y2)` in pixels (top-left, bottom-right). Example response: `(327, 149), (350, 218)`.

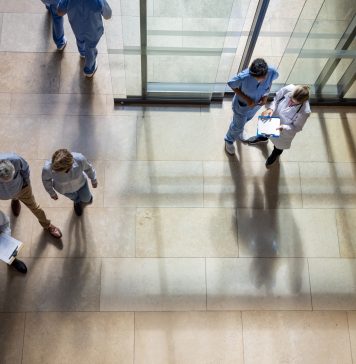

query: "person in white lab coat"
(247, 84), (311, 167)
(0, 210), (27, 273)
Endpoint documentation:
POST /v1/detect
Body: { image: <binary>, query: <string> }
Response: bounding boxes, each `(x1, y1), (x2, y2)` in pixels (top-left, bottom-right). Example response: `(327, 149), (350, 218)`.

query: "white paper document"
(257, 116), (281, 137)
(0, 233), (23, 264)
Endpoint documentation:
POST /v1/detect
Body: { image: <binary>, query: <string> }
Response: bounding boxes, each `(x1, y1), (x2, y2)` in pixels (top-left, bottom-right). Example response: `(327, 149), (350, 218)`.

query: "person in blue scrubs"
(42, 0), (67, 50)
(224, 58), (279, 155)
(57, 0), (112, 77)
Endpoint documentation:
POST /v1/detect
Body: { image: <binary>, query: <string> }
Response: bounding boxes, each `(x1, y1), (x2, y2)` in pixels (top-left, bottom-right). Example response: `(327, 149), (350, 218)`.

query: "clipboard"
(257, 116), (281, 138)
(0, 233), (24, 265)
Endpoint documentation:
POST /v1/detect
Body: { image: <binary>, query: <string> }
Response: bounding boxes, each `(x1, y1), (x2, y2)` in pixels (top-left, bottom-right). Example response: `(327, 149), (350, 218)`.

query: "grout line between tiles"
(241, 311), (246, 364)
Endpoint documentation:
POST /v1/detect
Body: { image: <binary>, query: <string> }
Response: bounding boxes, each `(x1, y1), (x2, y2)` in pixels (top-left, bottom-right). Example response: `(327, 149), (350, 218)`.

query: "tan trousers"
(14, 185), (50, 229)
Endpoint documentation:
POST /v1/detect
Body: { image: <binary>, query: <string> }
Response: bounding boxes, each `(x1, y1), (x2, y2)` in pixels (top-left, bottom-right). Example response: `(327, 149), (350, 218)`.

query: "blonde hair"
(292, 85), (310, 103)
(52, 149), (74, 172)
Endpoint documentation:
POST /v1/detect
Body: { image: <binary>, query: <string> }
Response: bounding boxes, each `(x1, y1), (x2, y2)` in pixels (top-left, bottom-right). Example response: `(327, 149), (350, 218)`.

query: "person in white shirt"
(0, 210), (27, 273)
(247, 84), (311, 167)
(42, 149), (98, 216)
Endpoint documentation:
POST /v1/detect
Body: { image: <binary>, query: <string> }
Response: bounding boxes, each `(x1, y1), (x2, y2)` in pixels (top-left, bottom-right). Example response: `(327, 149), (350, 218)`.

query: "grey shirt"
(0, 153), (30, 200)
(42, 152), (97, 196)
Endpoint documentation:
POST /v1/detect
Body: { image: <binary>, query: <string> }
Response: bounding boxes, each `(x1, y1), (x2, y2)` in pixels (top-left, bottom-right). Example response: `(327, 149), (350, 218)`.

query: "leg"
(83, 39), (100, 76)
(48, 4), (67, 49)
(77, 180), (93, 204)
(247, 135), (269, 145)
(16, 185), (51, 228)
(76, 37), (86, 58)
(266, 147), (283, 167)
(16, 186), (62, 238)
(225, 112), (248, 143)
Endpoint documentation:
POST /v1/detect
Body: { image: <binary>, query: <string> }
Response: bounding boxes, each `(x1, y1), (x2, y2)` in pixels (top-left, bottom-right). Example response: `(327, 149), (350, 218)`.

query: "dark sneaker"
(11, 199), (21, 217)
(248, 136), (268, 145)
(74, 202), (83, 216)
(265, 154), (279, 168)
(11, 258), (27, 274)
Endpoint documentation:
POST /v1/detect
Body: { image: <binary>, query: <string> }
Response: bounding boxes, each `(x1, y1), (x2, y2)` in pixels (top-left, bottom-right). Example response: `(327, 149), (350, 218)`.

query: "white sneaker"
(84, 61), (98, 78)
(57, 40), (67, 51)
(225, 141), (235, 155)
(238, 131), (249, 142)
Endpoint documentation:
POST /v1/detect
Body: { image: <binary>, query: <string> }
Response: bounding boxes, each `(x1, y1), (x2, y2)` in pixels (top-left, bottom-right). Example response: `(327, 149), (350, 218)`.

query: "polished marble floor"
(0, 1), (356, 363)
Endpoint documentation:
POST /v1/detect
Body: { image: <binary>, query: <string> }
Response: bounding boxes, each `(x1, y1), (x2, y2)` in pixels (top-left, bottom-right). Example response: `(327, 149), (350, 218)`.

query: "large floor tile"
(323, 116), (356, 162)
(0, 52), (61, 93)
(36, 115), (136, 160)
(135, 311), (243, 364)
(22, 312), (134, 364)
(206, 258), (311, 310)
(100, 258), (206, 311)
(300, 162), (356, 208)
(203, 161), (302, 208)
(136, 208), (238, 257)
(0, 313), (25, 364)
(136, 115), (231, 161)
(0, 116), (41, 160)
(238, 208), (339, 257)
(0, 92), (11, 114)
(104, 161), (204, 207)
(10, 93), (108, 116)
(309, 258), (356, 310)
(282, 116), (330, 162)
(242, 311), (352, 364)
(29, 160), (105, 208)
(336, 209), (356, 257)
(30, 208), (135, 258)
(0, 0), (43, 12)
(348, 311), (356, 362)
(59, 53), (112, 94)
(0, 258), (101, 312)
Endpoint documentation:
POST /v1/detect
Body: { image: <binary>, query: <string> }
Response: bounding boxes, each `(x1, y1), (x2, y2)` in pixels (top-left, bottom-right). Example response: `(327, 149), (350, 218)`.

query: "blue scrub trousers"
(225, 103), (261, 143)
(64, 180), (92, 204)
(47, 5), (67, 49)
(76, 38), (100, 74)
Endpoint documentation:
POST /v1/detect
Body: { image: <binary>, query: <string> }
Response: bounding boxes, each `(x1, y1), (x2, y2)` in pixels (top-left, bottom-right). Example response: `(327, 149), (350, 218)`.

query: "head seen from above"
(291, 85), (310, 104)
(249, 58), (268, 82)
(0, 160), (15, 182)
(52, 149), (74, 173)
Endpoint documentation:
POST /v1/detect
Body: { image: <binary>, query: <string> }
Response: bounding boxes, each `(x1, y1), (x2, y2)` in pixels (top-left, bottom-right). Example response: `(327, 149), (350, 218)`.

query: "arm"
(41, 165), (58, 199)
(101, 0), (112, 19)
(0, 212), (11, 235)
(280, 111), (310, 133)
(16, 156), (30, 186)
(78, 154), (98, 187)
(232, 88), (255, 107)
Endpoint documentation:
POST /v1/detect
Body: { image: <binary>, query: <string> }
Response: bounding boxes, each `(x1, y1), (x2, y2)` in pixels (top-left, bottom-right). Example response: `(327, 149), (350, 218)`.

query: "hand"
(91, 180), (98, 188)
(246, 97), (255, 107)
(51, 193), (58, 200)
(258, 96), (268, 105)
(261, 108), (273, 117)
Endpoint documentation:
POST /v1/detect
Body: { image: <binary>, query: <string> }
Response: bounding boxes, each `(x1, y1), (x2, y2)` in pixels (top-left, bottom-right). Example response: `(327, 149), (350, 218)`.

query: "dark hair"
(249, 58), (268, 77)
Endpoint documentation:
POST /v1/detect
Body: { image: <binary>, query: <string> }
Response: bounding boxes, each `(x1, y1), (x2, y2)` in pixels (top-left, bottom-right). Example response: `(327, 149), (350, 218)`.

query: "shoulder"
(302, 101), (311, 115)
(42, 160), (53, 173)
(267, 66), (279, 80)
(72, 152), (85, 161)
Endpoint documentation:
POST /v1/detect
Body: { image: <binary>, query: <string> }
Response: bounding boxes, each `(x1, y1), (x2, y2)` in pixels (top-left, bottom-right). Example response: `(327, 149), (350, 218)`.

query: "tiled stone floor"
(1, 1), (356, 363)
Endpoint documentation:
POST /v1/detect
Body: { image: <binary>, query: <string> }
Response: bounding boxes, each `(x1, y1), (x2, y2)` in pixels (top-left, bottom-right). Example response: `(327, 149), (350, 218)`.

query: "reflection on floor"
(0, 2), (356, 364)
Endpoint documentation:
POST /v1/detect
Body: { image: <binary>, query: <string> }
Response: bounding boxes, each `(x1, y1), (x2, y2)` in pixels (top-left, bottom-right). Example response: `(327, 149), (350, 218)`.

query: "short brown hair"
(52, 149), (74, 171)
(292, 85), (310, 103)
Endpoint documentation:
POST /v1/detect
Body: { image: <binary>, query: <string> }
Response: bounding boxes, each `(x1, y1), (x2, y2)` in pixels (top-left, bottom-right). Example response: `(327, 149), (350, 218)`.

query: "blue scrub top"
(58, 0), (105, 42)
(228, 67), (279, 112)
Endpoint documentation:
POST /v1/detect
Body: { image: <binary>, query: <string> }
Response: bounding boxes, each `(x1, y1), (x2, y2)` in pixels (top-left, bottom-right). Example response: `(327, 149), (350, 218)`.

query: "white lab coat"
(268, 84), (311, 150)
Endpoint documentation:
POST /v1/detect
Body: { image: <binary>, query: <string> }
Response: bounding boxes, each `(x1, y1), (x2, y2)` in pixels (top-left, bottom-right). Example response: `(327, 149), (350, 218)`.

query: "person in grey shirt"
(0, 153), (62, 239)
(42, 149), (98, 216)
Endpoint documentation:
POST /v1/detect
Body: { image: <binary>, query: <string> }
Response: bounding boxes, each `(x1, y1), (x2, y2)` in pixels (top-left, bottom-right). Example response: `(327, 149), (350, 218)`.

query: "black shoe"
(11, 199), (21, 216)
(248, 136), (268, 145)
(74, 202), (83, 216)
(11, 258), (27, 274)
(265, 154), (279, 167)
